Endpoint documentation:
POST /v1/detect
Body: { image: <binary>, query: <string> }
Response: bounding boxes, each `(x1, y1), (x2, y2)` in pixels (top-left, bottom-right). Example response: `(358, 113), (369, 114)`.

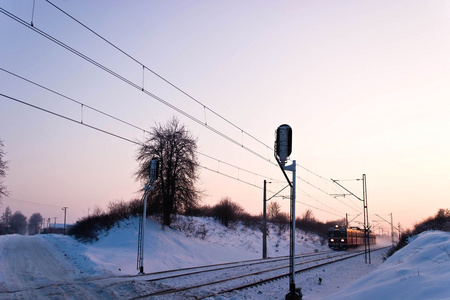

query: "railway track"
(129, 247), (390, 299)
(1, 247), (389, 299)
(0, 249), (332, 297)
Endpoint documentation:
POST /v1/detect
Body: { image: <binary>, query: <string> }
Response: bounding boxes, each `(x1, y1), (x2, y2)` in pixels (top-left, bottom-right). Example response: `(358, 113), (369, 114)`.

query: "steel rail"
(131, 248), (388, 299)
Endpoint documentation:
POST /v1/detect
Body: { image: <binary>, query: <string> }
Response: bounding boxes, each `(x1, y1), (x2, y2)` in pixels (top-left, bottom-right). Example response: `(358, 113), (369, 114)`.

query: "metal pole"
(390, 213), (394, 246)
(362, 175), (367, 264)
(62, 207), (67, 235)
(263, 180), (267, 259)
(289, 161), (296, 294)
(139, 184), (149, 274)
(362, 174), (371, 264)
(284, 160), (300, 299)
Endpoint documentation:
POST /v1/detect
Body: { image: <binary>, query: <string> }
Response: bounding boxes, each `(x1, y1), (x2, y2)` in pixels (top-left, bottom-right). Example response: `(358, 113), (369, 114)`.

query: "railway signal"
(274, 124), (301, 300)
(137, 157), (159, 274)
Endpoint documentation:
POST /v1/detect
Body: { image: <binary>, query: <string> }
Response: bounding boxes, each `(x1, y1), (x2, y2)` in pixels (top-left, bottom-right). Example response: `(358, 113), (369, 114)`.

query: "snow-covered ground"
(324, 230), (450, 300)
(0, 216), (449, 299)
(85, 216), (329, 274)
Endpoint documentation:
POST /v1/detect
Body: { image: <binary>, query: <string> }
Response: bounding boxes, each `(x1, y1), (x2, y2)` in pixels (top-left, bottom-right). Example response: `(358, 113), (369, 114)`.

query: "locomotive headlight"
(330, 239), (334, 242)
(341, 239), (345, 242)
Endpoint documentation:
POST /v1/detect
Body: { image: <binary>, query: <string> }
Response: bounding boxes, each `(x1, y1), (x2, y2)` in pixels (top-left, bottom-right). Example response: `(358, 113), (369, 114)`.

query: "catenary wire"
(1, 92), (348, 218)
(11, 2), (335, 186)
(0, 7), (271, 164)
(0, 68), (348, 212)
(0, 93), (283, 196)
(0, 66), (282, 185)
(1, 6), (347, 202)
(0, 6), (364, 217)
(44, 0), (270, 150)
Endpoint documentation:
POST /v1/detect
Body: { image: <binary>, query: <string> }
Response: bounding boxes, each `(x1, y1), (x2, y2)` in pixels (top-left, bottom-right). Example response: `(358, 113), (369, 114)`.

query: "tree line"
(68, 193), (342, 242)
(65, 117), (341, 241)
(385, 208), (450, 259)
(2, 119), (339, 242)
(0, 206), (45, 235)
(0, 139), (58, 235)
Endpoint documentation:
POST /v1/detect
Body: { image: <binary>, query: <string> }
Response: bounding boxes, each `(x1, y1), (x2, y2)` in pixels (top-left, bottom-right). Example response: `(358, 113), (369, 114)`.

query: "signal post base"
(285, 284), (302, 300)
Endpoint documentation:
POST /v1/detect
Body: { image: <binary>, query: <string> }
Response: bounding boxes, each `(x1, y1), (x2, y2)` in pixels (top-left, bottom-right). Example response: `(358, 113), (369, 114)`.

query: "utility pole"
(62, 207), (68, 235)
(390, 213), (394, 245)
(362, 174), (371, 264)
(375, 213), (401, 246)
(263, 180), (267, 259)
(53, 217), (57, 229)
(263, 181), (289, 259)
(332, 175), (371, 264)
(347, 213), (361, 228)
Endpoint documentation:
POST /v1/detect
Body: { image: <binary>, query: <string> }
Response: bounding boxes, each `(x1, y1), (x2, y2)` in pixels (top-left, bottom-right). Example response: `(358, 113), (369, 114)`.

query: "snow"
(81, 216), (328, 275)
(1, 216), (449, 299)
(323, 230), (450, 300)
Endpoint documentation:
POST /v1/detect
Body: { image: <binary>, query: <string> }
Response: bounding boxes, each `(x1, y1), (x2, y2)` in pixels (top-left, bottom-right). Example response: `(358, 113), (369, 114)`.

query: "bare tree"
(268, 201), (282, 221)
(0, 138), (9, 200)
(10, 211), (27, 235)
(302, 209), (315, 222)
(135, 117), (200, 226)
(28, 213), (43, 235)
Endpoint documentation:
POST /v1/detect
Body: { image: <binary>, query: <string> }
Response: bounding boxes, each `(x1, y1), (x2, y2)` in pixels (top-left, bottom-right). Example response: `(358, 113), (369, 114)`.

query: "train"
(328, 225), (376, 250)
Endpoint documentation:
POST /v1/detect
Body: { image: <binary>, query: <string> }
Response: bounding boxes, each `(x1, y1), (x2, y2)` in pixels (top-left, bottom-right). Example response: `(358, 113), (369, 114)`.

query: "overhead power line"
(0, 66), (283, 184)
(0, 66), (350, 215)
(2, 3), (334, 185)
(0, 93), (140, 145)
(0, 92), (281, 191)
(0, 7), (271, 164)
(1, 91), (345, 218)
(44, 0), (269, 149)
(3, 196), (63, 208)
(0, 67), (147, 133)
(1, 4), (365, 217)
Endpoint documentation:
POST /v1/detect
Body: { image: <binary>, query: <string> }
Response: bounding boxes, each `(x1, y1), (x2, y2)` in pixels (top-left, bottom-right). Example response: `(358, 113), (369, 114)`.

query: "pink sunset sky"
(1, 0), (449, 232)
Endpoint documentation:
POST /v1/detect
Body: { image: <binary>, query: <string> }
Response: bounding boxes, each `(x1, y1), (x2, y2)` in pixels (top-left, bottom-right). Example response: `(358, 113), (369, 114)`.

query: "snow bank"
(2, 217), (449, 299)
(83, 216), (328, 275)
(325, 230), (450, 300)
(40, 233), (113, 277)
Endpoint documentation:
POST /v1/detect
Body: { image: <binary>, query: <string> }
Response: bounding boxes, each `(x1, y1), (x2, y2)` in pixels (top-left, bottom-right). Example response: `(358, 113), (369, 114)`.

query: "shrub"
(108, 200), (130, 223)
(384, 208), (450, 260)
(212, 197), (244, 227)
(412, 209), (450, 235)
(127, 198), (142, 217)
(240, 212), (262, 230)
(383, 229), (412, 260)
(185, 204), (213, 217)
(69, 199), (137, 242)
(68, 213), (115, 242)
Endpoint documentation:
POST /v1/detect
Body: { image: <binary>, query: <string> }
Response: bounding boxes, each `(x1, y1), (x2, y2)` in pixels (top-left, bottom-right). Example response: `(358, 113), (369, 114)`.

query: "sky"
(1, 0), (449, 231)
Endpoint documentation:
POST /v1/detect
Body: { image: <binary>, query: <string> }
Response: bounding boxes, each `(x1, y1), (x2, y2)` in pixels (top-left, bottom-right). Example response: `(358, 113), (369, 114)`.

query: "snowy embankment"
(82, 216), (328, 274)
(324, 230), (450, 300)
(1, 216), (449, 299)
